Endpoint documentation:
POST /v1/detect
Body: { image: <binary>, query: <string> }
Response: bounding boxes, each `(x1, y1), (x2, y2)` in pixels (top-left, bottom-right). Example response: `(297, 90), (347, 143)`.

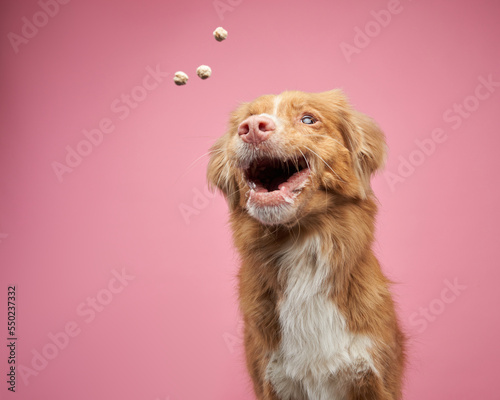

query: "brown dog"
(207, 90), (405, 399)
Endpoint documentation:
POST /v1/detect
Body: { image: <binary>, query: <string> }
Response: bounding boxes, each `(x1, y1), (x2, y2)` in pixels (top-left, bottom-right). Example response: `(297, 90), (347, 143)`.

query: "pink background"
(1, 0), (499, 399)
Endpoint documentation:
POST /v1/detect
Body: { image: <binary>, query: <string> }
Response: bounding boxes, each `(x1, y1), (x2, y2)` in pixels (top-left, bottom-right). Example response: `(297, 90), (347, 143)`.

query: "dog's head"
(207, 90), (386, 226)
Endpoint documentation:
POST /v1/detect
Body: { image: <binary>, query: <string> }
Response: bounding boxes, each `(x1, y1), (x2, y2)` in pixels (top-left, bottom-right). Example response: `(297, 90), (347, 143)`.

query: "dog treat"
(213, 27), (228, 42)
(196, 65), (212, 80)
(173, 71), (188, 86)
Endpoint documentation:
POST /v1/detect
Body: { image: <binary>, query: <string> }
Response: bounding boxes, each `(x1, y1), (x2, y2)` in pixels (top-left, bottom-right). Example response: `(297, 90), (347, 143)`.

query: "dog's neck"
(231, 196), (378, 295)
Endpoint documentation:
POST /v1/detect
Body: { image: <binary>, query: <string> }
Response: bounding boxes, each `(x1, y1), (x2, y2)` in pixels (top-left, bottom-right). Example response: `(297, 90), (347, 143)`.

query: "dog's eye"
(301, 115), (316, 125)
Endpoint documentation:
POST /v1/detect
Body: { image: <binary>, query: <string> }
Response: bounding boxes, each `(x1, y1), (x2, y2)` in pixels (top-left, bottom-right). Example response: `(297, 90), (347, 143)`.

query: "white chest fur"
(265, 237), (377, 400)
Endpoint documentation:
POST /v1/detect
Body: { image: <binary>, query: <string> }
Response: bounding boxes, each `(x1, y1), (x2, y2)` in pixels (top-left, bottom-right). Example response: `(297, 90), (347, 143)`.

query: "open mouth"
(244, 157), (311, 207)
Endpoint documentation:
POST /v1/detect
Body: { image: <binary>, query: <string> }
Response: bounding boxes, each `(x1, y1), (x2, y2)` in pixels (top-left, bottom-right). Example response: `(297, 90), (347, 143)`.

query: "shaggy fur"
(207, 90), (405, 400)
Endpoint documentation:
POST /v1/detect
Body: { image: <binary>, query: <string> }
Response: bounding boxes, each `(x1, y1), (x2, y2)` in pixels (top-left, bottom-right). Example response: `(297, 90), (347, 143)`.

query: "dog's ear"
(345, 109), (387, 198)
(207, 134), (240, 211)
(320, 90), (387, 198)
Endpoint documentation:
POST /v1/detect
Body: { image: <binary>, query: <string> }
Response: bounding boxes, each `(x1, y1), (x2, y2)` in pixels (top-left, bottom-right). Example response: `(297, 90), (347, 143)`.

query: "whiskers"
(226, 184), (244, 201)
(298, 148), (311, 171)
(303, 146), (345, 183)
(174, 147), (224, 185)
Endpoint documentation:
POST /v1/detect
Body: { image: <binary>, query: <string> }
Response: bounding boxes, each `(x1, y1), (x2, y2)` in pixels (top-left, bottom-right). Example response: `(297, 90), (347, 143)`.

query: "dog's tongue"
(269, 176), (284, 192)
(277, 168), (309, 192)
(248, 169), (310, 207)
(249, 186), (294, 206)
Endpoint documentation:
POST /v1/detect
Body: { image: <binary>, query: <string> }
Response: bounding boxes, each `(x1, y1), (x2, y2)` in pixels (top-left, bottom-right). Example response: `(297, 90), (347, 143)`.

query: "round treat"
(173, 71), (188, 85)
(196, 65), (212, 80)
(213, 27), (228, 42)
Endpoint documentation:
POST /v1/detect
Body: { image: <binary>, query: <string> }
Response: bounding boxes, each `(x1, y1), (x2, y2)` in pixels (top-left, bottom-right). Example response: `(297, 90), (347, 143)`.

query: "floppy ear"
(345, 109), (387, 199)
(319, 89), (387, 199)
(207, 135), (241, 211)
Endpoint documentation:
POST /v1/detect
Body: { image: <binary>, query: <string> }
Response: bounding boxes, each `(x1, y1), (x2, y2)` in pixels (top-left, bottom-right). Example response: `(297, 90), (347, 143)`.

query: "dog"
(207, 90), (405, 400)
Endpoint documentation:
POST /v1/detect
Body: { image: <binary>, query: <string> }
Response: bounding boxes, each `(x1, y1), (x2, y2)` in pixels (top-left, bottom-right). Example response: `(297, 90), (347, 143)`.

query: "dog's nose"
(238, 115), (275, 145)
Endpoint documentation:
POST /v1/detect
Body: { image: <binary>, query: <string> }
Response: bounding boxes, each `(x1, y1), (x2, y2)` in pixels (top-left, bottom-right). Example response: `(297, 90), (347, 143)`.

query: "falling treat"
(173, 71), (189, 85)
(196, 65), (212, 80)
(213, 27), (228, 42)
